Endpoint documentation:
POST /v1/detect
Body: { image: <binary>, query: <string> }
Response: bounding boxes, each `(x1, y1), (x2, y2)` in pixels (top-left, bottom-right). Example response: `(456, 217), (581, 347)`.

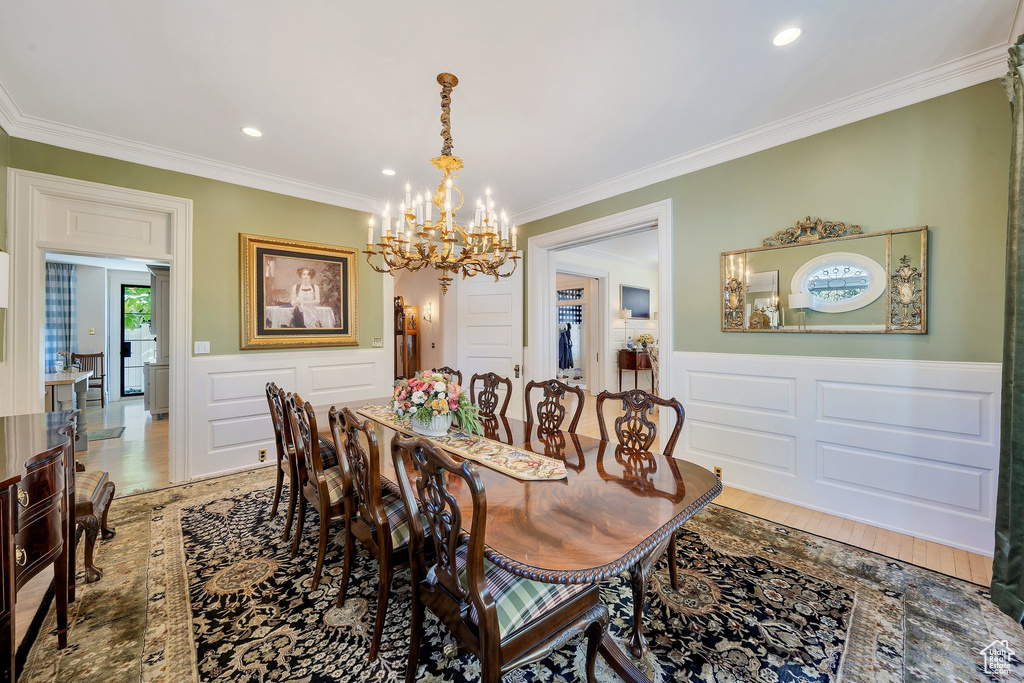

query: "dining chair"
(596, 388), (686, 588)
(432, 366), (463, 386)
(469, 372), (512, 417)
(333, 407), (419, 661)
(391, 434), (608, 683)
(266, 383), (339, 543)
(524, 378), (585, 433)
(72, 352), (106, 407)
(286, 393), (347, 589)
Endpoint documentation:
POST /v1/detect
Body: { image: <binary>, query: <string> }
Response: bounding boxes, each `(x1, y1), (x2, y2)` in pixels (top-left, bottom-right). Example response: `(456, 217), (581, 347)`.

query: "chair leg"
(312, 506), (330, 590)
(99, 482), (116, 540)
(584, 606), (609, 683)
(336, 519), (356, 608)
(282, 476), (297, 542)
(81, 516), (103, 583)
(291, 495), (306, 558)
(270, 465), (284, 518)
(406, 584), (424, 683)
(667, 531), (679, 590)
(369, 558), (393, 660)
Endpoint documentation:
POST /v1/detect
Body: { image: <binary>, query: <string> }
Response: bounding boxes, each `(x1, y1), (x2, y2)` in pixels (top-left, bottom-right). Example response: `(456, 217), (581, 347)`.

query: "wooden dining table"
(316, 398), (721, 683)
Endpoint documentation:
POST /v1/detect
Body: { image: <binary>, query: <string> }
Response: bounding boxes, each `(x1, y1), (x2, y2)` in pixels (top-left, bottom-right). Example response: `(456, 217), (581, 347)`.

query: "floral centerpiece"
(636, 333), (655, 350)
(392, 370), (482, 437)
(55, 351), (71, 372)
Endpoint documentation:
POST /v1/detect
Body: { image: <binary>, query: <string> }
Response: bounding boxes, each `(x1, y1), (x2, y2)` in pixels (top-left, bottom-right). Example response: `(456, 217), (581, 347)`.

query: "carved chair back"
(595, 389), (685, 456)
(391, 434), (491, 622)
(469, 372), (512, 417)
(433, 366), (463, 386)
(266, 382), (292, 467)
(339, 407), (387, 534)
(286, 392), (325, 489)
(525, 378), (585, 433)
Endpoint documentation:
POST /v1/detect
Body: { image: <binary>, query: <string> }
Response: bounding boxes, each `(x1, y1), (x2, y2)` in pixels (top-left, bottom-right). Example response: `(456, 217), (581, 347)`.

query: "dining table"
(315, 398), (721, 683)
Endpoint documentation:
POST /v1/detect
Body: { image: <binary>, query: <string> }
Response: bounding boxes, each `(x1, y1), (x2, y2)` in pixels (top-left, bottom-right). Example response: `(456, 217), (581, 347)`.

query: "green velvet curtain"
(993, 35), (1024, 622)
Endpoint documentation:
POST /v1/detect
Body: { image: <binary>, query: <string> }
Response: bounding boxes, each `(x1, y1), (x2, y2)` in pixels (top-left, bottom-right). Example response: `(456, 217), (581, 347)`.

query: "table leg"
(55, 384), (74, 412)
(74, 382), (89, 452)
(634, 367), (638, 392)
(628, 561), (650, 658)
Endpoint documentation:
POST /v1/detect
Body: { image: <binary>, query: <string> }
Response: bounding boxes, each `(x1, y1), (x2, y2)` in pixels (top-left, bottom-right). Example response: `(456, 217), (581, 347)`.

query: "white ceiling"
(563, 229), (659, 270)
(0, 1), (1019, 222)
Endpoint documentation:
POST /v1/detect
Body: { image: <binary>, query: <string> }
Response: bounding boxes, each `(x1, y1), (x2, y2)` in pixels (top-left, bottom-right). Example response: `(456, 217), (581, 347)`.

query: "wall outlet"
(258, 448), (267, 462)
(431, 342), (436, 348)
(372, 337), (383, 348)
(713, 466), (723, 479)
(194, 341), (211, 354)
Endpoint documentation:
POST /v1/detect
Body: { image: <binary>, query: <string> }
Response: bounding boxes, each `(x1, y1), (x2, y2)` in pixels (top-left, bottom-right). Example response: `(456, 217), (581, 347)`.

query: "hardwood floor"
(573, 397), (993, 587)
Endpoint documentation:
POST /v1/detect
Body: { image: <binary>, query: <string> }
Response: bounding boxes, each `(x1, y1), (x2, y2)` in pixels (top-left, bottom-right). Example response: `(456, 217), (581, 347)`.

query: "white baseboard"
(671, 351), (1001, 556)
(189, 348), (392, 479)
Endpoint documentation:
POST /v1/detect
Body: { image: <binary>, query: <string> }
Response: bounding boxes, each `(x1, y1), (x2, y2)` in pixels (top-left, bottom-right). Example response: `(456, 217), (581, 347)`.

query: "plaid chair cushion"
(318, 435), (338, 469)
(76, 470), (109, 505)
(429, 544), (587, 637)
(383, 494), (416, 549)
(323, 466), (345, 506)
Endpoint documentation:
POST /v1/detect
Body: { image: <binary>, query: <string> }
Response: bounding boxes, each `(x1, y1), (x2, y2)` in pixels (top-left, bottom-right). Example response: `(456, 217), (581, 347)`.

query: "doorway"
(555, 273), (600, 393)
(120, 284), (154, 397)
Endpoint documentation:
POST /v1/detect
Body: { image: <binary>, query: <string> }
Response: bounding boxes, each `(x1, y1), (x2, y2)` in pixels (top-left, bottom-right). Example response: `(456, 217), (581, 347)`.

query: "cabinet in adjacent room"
(145, 265), (170, 418)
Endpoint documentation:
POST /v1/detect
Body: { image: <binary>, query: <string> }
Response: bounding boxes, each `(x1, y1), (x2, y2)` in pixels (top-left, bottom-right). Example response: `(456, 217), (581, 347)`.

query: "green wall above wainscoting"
(0, 123), (9, 361)
(8, 139), (383, 356)
(520, 81), (1010, 363)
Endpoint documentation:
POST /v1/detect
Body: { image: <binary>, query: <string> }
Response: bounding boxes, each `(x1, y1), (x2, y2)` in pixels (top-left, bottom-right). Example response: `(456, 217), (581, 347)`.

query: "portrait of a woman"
(292, 266), (322, 327)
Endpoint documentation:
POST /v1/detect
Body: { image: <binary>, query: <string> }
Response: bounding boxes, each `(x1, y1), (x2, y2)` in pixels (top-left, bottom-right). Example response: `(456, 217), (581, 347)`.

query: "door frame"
(5, 169), (193, 482)
(526, 200), (673, 396)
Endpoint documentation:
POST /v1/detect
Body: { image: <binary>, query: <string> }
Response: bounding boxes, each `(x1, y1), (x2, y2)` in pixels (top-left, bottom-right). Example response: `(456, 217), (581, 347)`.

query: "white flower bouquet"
(392, 370), (482, 435)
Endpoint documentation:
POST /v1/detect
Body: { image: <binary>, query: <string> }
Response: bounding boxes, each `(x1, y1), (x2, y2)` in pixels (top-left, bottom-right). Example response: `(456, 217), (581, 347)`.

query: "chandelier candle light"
(365, 73), (520, 294)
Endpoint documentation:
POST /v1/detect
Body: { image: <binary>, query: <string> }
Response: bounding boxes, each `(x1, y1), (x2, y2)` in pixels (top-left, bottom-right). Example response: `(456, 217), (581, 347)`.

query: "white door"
(456, 267), (524, 420)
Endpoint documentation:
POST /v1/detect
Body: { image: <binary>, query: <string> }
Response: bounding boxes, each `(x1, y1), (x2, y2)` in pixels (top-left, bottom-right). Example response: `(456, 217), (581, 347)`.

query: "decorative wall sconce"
(423, 301), (433, 323)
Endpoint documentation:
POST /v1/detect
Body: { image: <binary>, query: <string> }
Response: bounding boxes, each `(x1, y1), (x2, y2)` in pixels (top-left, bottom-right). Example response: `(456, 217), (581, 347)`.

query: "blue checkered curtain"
(44, 263), (76, 372)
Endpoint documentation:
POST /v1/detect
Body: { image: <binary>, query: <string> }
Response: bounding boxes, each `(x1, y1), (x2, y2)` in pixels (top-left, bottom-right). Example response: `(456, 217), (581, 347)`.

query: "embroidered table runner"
(357, 405), (567, 481)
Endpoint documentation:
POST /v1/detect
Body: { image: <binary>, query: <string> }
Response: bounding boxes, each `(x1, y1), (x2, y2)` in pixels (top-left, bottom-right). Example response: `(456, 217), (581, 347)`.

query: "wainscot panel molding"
(189, 348), (392, 479)
(672, 351), (1001, 555)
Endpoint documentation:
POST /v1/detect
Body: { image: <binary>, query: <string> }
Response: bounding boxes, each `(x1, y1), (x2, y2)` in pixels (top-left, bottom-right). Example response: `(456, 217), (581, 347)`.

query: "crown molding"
(0, 80), (380, 213)
(513, 41), (1013, 226)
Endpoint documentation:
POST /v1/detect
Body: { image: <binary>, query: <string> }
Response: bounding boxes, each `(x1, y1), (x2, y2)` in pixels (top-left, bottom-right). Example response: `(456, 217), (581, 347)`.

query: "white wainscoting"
(189, 348), (392, 479)
(672, 351), (1001, 555)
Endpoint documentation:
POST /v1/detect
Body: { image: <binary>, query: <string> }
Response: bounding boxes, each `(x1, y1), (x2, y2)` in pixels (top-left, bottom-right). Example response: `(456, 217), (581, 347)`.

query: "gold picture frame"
(240, 233), (358, 349)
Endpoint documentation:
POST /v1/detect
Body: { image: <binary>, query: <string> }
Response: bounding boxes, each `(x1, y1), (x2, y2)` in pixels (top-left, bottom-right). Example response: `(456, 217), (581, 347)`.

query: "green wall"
(520, 81), (1011, 363)
(9, 139), (383, 356)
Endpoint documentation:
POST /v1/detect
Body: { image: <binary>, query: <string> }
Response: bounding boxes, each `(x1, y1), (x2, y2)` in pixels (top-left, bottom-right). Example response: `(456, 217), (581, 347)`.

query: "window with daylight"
(790, 252), (886, 314)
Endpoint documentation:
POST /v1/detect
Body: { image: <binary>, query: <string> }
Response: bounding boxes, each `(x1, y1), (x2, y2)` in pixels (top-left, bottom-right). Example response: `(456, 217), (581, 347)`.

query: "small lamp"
(620, 308), (632, 346)
(0, 251), (9, 309)
(788, 292), (813, 330)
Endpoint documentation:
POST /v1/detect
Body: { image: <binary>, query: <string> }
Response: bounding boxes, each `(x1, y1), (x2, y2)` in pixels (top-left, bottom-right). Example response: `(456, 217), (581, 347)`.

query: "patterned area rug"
(17, 469), (1024, 682)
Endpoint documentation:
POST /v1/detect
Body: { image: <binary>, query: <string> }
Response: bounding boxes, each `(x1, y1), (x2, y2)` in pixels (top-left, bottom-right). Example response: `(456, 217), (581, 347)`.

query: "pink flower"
(404, 402), (411, 410)
(448, 397), (459, 410)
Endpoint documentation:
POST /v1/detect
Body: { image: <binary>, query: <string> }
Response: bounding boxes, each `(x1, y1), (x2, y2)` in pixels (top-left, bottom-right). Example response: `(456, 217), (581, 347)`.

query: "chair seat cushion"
(323, 466), (345, 506)
(429, 544), (587, 637)
(76, 470), (109, 507)
(382, 493), (418, 549)
(318, 435), (338, 469)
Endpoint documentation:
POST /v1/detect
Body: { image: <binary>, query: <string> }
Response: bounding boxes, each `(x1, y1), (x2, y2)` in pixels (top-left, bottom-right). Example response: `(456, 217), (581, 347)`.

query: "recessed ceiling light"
(381, 169), (396, 176)
(241, 127), (263, 137)
(772, 27), (802, 47)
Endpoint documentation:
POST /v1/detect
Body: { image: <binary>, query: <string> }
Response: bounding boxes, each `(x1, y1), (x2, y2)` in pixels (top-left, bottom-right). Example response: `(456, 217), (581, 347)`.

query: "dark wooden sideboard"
(0, 412), (77, 682)
(617, 349), (654, 392)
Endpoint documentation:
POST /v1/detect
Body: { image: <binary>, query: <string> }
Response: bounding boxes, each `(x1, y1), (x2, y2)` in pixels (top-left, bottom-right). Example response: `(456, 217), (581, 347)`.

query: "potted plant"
(636, 333), (655, 351)
(392, 371), (482, 437)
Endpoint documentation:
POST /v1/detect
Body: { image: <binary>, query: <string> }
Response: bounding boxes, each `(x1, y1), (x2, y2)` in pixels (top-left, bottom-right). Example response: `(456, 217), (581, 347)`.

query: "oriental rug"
(17, 469), (1024, 682)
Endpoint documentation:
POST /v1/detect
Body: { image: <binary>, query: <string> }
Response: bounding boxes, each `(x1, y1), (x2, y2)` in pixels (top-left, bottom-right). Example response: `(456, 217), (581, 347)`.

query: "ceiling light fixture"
(241, 127), (263, 137)
(381, 169), (396, 176)
(365, 73), (519, 295)
(772, 27), (802, 46)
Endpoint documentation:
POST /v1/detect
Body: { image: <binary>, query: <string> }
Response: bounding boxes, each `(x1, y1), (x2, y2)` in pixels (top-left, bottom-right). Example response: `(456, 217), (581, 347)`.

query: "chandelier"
(365, 73), (519, 294)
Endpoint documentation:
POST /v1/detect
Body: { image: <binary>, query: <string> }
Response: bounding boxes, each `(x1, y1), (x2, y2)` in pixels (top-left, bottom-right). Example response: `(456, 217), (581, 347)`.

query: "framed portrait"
(240, 233), (358, 349)
(620, 285), (651, 319)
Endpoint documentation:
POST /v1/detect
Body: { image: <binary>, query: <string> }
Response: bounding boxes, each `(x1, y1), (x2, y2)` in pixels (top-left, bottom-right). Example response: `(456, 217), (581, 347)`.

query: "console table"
(44, 371), (92, 451)
(0, 412), (77, 681)
(618, 349), (654, 392)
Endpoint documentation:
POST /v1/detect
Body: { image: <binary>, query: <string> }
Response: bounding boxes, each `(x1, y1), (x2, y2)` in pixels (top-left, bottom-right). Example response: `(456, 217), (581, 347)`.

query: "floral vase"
(641, 343), (649, 351)
(411, 412), (454, 437)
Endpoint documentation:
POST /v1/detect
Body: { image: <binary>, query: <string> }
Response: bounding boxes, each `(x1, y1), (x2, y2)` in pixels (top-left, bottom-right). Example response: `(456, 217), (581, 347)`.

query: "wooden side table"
(617, 349), (654, 392)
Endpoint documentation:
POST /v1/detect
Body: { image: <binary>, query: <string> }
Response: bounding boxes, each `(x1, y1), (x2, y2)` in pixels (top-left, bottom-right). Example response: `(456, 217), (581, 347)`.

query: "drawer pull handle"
(16, 488), (28, 508)
(15, 546), (26, 567)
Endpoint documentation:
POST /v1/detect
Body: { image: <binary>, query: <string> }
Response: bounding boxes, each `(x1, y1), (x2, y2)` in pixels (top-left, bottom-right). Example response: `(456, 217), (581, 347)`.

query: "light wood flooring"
(573, 399), (993, 587)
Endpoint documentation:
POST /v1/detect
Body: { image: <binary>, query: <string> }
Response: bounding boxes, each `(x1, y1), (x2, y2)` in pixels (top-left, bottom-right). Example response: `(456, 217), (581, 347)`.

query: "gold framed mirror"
(720, 217), (927, 334)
